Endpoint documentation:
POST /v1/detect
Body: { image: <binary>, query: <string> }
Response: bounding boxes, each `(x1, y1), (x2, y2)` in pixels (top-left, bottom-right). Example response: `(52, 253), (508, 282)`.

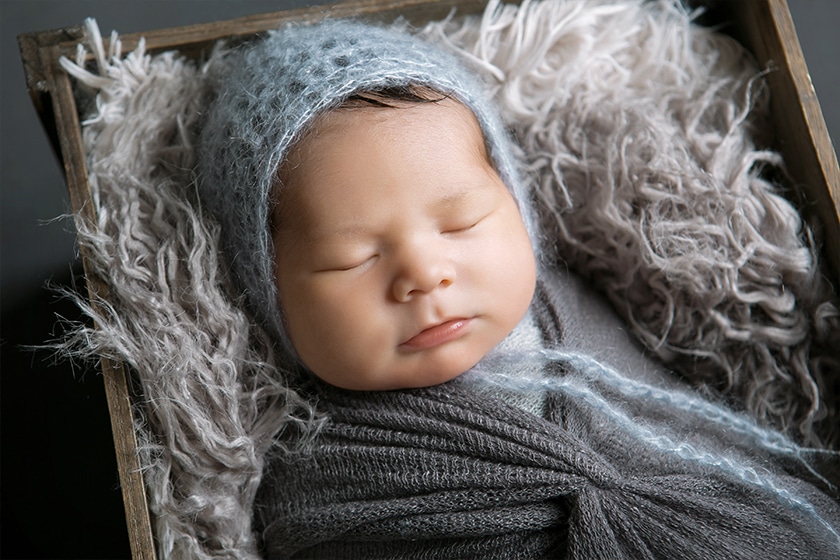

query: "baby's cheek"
(490, 228), (536, 318)
(305, 280), (383, 349)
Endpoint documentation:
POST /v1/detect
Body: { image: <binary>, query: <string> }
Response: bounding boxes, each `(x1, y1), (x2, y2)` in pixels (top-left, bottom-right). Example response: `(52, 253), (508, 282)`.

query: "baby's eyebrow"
(301, 224), (372, 246)
(432, 181), (487, 210)
(436, 189), (471, 209)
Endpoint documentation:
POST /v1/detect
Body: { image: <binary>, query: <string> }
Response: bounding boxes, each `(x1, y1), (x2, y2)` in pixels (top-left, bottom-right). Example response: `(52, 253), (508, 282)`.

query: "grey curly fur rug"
(58, 0), (839, 557)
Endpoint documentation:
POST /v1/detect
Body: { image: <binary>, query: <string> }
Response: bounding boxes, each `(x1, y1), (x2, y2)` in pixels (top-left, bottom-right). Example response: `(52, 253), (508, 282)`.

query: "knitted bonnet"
(197, 18), (532, 351)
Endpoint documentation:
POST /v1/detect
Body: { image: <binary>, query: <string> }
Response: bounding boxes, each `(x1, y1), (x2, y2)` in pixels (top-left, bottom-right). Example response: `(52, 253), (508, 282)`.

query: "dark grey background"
(2, 1), (838, 558)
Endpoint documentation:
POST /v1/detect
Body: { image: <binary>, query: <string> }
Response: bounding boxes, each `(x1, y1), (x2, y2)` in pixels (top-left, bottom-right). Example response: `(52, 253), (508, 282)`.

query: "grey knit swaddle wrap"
(254, 271), (840, 558)
(197, 19), (532, 350)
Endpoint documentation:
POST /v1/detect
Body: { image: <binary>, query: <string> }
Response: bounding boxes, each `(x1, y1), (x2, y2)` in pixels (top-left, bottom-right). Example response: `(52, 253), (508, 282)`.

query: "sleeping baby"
(197, 18), (840, 559)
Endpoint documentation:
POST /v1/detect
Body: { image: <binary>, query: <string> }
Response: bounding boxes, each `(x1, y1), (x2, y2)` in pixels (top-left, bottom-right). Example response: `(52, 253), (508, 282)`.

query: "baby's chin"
(309, 353), (482, 392)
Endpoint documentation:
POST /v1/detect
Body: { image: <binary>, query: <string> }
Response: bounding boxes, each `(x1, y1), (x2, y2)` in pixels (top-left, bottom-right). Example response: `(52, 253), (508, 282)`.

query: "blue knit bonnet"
(197, 18), (534, 351)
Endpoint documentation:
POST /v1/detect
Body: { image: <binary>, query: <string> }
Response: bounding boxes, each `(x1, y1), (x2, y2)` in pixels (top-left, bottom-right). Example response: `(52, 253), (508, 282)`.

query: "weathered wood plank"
(52, 0), (490, 60)
(727, 0), (840, 283)
(42, 42), (158, 560)
(17, 25), (85, 162)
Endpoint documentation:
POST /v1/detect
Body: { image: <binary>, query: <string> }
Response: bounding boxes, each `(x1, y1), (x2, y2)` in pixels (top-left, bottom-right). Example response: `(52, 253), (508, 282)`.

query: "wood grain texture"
(41, 40), (158, 560)
(17, 25), (85, 163)
(50, 0), (489, 61)
(727, 0), (840, 284)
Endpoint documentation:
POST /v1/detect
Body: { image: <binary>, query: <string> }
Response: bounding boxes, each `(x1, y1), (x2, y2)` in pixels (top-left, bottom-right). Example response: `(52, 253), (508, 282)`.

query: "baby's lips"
(399, 318), (473, 351)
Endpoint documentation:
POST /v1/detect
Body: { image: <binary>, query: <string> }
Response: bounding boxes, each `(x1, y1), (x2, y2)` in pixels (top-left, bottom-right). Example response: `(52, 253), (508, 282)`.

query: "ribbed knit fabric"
(254, 269), (840, 558)
(258, 385), (839, 559)
(196, 19), (533, 351)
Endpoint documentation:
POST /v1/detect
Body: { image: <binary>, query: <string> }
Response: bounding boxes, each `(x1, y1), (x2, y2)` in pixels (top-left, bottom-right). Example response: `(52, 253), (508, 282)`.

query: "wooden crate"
(17, 0), (840, 557)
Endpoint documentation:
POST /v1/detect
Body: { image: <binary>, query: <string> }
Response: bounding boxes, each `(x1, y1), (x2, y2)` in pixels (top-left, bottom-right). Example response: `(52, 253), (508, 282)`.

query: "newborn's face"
(273, 98), (536, 390)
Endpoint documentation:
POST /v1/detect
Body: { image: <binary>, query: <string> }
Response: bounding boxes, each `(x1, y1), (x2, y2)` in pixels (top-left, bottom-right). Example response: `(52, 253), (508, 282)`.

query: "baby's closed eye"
(314, 253), (379, 273)
(441, 213), (489, 235)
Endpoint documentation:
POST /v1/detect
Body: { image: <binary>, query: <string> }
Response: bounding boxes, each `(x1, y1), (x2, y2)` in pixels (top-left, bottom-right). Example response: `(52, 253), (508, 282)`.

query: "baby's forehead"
(287, 95), (491, 172)
(316, 94), (481, 136)
(281, 97), (491, 185)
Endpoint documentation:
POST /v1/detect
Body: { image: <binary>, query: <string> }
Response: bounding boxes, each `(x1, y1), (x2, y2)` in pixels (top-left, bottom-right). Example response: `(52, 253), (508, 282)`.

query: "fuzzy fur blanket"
(58, 0), (840, 558)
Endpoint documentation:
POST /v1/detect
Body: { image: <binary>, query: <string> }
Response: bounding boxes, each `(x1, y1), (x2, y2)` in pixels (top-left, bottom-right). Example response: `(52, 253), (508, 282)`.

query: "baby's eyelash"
(324, 255), (378, 273)
(443, 215), (486, 235)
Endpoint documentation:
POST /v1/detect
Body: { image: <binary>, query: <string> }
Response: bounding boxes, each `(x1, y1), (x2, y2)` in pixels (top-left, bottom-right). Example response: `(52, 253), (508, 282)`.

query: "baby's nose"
(391, 248), (455, 303)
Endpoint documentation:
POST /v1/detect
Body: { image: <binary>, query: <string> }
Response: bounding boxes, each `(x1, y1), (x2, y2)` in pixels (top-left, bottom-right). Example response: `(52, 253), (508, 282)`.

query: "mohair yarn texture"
(56, 0), (840, 558)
